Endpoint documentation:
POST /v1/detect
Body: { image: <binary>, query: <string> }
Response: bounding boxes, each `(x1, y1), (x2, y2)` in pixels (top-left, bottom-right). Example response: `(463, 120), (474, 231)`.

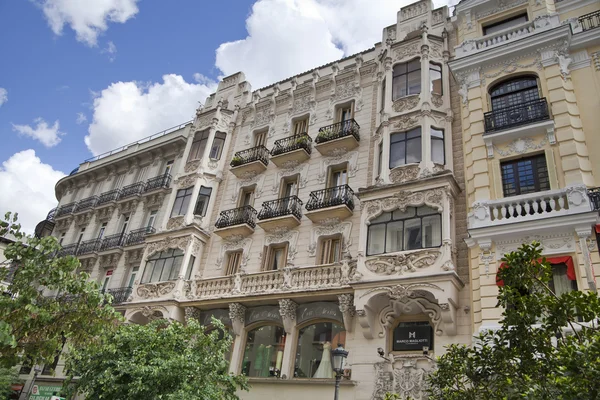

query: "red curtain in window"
(595, 224), (600, 234)
(496, 256), (576, 286)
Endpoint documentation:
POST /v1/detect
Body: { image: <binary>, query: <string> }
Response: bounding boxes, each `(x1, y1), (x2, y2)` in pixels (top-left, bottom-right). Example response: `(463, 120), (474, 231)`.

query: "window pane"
(160, 257), (175, 282)
(294, 322), (346, 378)
(170, 197), (183, 217)
(550, 263), (576, 296)
(367, 224), (386, 255)
(404, 218), (422, 250)
(406, 137), (421, 164)
(393, 63), (407, 76)
(271, 247), (286, 270)
(393, 208), (415, 219)
(407, 127), (421, 139)
(169, 255), (183, 280)
(180, 193), (192, 216)
(332, 239), (341, 263)
(371, 212), (391, 223)
(142, 260), (155, 283)
(390, 141), (406, 168)
(430, 66), (442, 95)
(432, 138), (444, 164)
(392, 76), (408, 100)
(242, 325), (286, 378)
(422, 215), (441, 247)
(407, 71), (421, 95)
(151, 259), (165, 282)
(386, 221), (404, 253)
(417, 206), (438, 216)
(408, 59), (421, 72)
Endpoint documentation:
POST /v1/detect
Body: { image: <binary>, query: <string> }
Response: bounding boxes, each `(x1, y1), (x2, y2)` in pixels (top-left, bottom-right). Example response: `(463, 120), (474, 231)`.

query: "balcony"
(143, 174), (171, 193)
(96, 189), (121, 207)
(56, 244), (78, 258)
(124, 226), (156, 246)
(214, 206), (257, 238)
(104, 287), (132, 305)
(314, 119), (360, 156)
(230, 146), (269, 178)
(76, 239), (101, 256)
(99, 233), (125, 252)
(270, 133), (312, 167)
(305, 185), (354, 223)
(118, 182), (145, 200)
(484, 99), (550, 134)
(257, 196), (303, 231)
(55, 202), (77, 219)
(74, 196), (98, 213)
(35, 208), (56, 239)
(578, 10), (600, 32)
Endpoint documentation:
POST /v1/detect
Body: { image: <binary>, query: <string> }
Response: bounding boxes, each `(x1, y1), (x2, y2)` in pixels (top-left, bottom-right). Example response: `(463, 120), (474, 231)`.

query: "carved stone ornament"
(291, 94), (315, 115)
(431, 94), (443, 108)
(136, 281), (176, 299)
(231, 173), (266, 204)
(99, 253), (121, 270)
(393, 42), (420, 62)
(389, 164), (420, 184)
(494, 137), (548, 157)
(184, 306), (201, 322)
(338, 293), (356, 333)
(251, 104), (275, 128)
(167, 216), (185, 230)
(391, 113), (420, 131)
(184, 159), (201, 173)
(392, 95), (419, 113)
(145, 193), (165, 208)
(215, 235), (252, 269)
(273, 162), (309, 195)
(229, 303), (246, 336)
(279, 298), (298, 320)
(308, 219), (352, 257)
(74, 212), (93, 226)
(392, 360), (431, 400)
(138, 306), (167, 321)
(175, 174), (198, 189)
(365, 249), (441, 275)
(124, 248), (144, 265)
(265, 228), (299, 265)
(146, 236), (191, 257)
(117, 199), (139, 215)
(317, 150), (359, 184)
(362, 188), (445, 219)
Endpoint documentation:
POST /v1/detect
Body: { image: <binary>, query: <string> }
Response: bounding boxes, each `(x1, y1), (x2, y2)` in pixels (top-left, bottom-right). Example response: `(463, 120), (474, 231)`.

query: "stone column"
(278, 299), (298, 379)
(576, 227), (597, 292)
(228, 303), (247, 374)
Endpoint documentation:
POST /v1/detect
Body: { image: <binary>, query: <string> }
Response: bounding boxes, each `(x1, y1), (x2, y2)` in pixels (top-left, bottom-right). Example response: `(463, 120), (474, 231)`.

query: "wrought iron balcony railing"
(230, 145), (270, 168)
(588, 187), (600, 211)
(315, 119), (360, 144)
(258, 196), (303, 221)
(270, 133), (312, 157)
(46, 208), (57, 221)
(76, 239), (101, 255)
(484, 98), (550, 133)
(99, 233), (125, 251)
(306, 185), (355, 211)
(144, 174), (171, 192)
(119, 182), (145, 200)
(124, 226), (156, 246)
(215, 205), (257, 229)
(57, 244), (78, 257)
(75, 196), (98, 212)
(55, 202), (77, 218)
(579, 10), (600, 32)
(96, 189), (121, 206)
(103, 287), (132, 304)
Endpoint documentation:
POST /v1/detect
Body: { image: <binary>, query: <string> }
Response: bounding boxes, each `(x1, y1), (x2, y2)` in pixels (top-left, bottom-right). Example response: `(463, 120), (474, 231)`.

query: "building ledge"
(247, 377), (356, 386)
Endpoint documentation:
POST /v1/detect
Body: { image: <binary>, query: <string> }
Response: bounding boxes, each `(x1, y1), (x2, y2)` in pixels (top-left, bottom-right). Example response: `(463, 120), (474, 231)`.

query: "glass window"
(490, 76), (539, 111)
(367, 206), (442, 255)
(431, 128), (445, 165)
(209, 132), (227, 160)
(501, 154), (550, 197)
(141, 249), (184, 283)
(225, 251), (243, 275)
(171, 187), (194, 217)
(147, 210), (158, 228)
(255, 130), (267, 147)
(242, 325), (286, 378)
(294, 321), (346, 378)
(185, 255), (195, 280)
(194, 186), (212, 216)
(380, 79), (386, 112)
(392, 59), (421, 100)
(390, 127), (422, 169)
(293, 118), (309, 135)
(263, 244), (288, 271)
(188, 130), (210, 161)
(548, 263), (578, 297)
(430, 63), (442, 95)
(164, 160), (174, 175)
(377, 142), (383, 177)
(318, 237), (342, 264)
(483, 13), (528, 36)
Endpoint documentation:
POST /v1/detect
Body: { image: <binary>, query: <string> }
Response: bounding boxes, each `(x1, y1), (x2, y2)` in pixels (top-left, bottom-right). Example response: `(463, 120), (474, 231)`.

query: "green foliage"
(64, 318), (249, 400)
(384, 393), (399, 400)
(0, 366), (21, 398)
(231, 156), (243, 166)
(427, 242), (600, 400)
(0, 212), (122, 370)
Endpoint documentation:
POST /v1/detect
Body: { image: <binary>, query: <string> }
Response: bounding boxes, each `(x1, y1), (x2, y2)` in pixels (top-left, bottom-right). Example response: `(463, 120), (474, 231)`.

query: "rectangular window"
(127, 266), (139, 288)
(225, 251), (243, 275)
(548, 263), (577, 296)
(120, 214), (130, 235)
(380, 79), (386, 112)
(188, 130), (210, 161)
(101, 270), (112, 292)
(390, 127), (422, 168)
(112, 173), (125, 190)
(239, 188), (255, 207)
(77, 227), (86, 244)
(483, 13), (528, 36)
(393, 59), (421, 100)
(185, 255), (196, 280)
(164, 160), (174, 176)
(97, 222), (107, 239)
(142, 249), (185, 283)
(431, 128), (445, 165)
(280, 177), (298, 198)
(254, 130), (267, 147)
(171, 187), (194, 217)
(318, 237), (342, 264)
(377, 142), (383, 177)
(59, 232), (66, 245)
(293, 118), (309, 136)
(263, 244), (288, 271)
(147, 210), (158, 228)
(430, 63), (442, 95)
(194, 186), (212, 216)
(337, 104), (354, 123)
(501, 154), (550, 197)
(328, 166), (348, 188)
(135, 166), (148, 182)
(209, 132), (227, 160)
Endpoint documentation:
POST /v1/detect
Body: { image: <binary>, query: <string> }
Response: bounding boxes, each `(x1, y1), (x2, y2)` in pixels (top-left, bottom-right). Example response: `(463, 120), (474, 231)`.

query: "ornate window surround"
(307, 218), (353, 258)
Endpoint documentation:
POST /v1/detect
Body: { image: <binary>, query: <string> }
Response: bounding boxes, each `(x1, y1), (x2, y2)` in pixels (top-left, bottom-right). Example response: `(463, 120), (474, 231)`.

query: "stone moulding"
(365, 249), (441, 275)
(362, 188), (445, 220)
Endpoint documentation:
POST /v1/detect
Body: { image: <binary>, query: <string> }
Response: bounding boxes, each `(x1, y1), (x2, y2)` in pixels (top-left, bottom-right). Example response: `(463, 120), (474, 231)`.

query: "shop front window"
(294, 321), (346, 378)
(242, 325), (286, 378)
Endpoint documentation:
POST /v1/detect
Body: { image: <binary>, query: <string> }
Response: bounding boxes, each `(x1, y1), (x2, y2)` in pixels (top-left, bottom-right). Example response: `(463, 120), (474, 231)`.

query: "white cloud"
(0, 150), (66, 234)
(102, 40), (117, 61)
(0, 88), (7, 107)
(76, 112), (87, 124)
(12, 118), (65, 148)
(215, 0), (451, 89)
(193, 73), (213, 85)
(38, 0), (139, 46)
(85, 74), (217, 156)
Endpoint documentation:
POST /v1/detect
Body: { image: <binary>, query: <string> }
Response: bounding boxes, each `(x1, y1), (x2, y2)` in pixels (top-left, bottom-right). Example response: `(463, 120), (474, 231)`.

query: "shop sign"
(392, 325), (432, 351)
(297, 302), (343, 324)
(246, 306), (281, 325)
(29, 384), (64, 400)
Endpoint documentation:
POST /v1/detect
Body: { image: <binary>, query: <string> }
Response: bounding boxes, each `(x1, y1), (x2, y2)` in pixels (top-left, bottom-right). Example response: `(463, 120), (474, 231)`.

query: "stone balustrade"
(468, 185), (592, 229)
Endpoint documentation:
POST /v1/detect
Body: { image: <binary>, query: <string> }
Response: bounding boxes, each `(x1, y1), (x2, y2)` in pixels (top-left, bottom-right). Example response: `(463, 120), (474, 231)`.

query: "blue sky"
(0, 0), (450, 232)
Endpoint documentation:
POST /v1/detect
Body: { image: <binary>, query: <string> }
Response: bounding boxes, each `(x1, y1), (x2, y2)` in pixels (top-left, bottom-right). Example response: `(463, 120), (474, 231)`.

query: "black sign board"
(393, 324), (433, 352)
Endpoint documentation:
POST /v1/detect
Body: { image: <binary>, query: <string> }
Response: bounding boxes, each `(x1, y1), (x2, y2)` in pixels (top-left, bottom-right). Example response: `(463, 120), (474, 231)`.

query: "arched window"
(489, 76), (539, 111)
(367, 206), (442, 256)
(141, 249), (184, 283)
(241, 325), (286, 378)
(392, 59), (421, 100)
(294, 321), (346, 378)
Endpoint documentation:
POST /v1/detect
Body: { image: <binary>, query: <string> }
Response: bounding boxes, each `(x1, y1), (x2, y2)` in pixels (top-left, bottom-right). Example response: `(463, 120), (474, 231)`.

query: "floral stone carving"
(167, 216), (185, 230)
(184, 159), (201, 173)
(136, 281), (176, 299)
(389, 165), (420, 184)
(431, 94), (443, 108)
(392, 95), (419, 113)
(365, 250), (441, 275)
(362, 189), (445, 219)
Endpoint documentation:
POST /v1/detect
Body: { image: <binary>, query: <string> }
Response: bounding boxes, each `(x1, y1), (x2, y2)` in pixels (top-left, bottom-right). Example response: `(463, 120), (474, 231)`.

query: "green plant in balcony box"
(231, 155), (243, 167)
(295, 136), (309, 147)
(317, 129), (333, 143)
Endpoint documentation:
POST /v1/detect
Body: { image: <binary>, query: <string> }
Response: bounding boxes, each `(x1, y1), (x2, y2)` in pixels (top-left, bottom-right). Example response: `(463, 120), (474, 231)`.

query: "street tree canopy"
(64, 318), (249, 400)
(427, 242), (600, 399)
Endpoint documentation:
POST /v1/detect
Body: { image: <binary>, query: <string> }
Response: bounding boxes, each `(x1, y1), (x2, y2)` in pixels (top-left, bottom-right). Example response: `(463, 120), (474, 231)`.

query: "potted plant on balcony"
(230, 155), (244, 167)
(295, 135), (309, 148)
(316, 128), (334, 143)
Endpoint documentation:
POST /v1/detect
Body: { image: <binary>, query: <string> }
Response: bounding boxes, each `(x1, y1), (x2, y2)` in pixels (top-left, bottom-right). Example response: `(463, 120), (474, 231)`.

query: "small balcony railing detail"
(315, 119), (360, 144)
(96, 189), (121, 206)
(144, 174), (171, 192)
(215, 206), (257, 229)
(46, 208), (57, 221)
(55, 203), (77, 218)
(99, 233), (125, 251)
(230, 146), (270, 168)
(579, 10), (600, 32)
(124, 226), (156, 246)
(119, 182), (145, 200)
(76, 239), (101, 255)
(75, 196), (98, 212)
(306, 185), (355, 211)
(271, 134), (312, 157)
(588, 187), (600, 211)
(258, 196), (303, 221)
(484, 98), (550, 133)
(104, 287), (132, 304)
(57, 244), (78, 258)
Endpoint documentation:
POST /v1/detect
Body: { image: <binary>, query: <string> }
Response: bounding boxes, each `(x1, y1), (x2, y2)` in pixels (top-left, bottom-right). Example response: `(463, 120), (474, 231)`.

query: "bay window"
(392, 59), (421, 100)
(430, 63), (442, 95)
(294, 321), (346, 378)
(188, 129), (209, 161)
(171, 187), (194, 217)
(431, 128), (445, 165)
(209, 132), (226, 160)
(390, 127), (421, 168)
(241, 325), (286, 378)
(142, 249), (184, 283)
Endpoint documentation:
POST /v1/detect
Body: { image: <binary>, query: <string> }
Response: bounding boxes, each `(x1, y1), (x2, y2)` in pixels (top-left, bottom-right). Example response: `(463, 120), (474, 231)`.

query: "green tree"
(427, 242), (600, 399)
(64, 318), (249, 400)
(0, 212), (122, 370)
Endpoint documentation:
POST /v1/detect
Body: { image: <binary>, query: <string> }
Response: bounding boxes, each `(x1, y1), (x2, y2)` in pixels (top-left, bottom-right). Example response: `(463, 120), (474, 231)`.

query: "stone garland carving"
(215, 235), (253, 269)
(365, 249), (441, 275)
(362, 188), (445, 219)
(230, 173), (266, 204)
(175, 174), (199, 189)
(308, 219), (353, 257)
(392, 95), (420, 113)
(431, 94), (443, 108)
(317, 150), (359, 184)
(494, 137), (548, 157)
(389, 164), (420, 184)
(136, 281), (176, 299)
(391, 113), (420, 131)
(393, 42), (420, 62)
(184, 306), (201, 322)
(146, 236), (191, 257)
(272, 162), (310, 195)
(184, 160), (201, 173)
(167, 216), (185, 230)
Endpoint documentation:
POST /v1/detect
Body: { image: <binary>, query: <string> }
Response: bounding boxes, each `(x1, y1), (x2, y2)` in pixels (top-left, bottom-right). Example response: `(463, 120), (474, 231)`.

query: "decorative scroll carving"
(362, 189), (445, 219)
(365, 250), (441, 275)
(291, 94), (315, 115)
(167, 216), (185, 230)
(393, 42), (420, 62)
(317, 150), (359, 183)
(216, 235), (252, 270)
(391, 113), (420, 131)
(231, 173), (266, 204)
(175, 174), (198, 188)
(389, 164), (420, 184)
(308, 219), (353, 257)
(338, 293), (356, 332)
(184, 160), (201, 173)
(136, 281), (176, 299)
(264, 228), (299, 265)
(431, 94), (443, 107)
(392, 95), (419, 113)
(273, 162), (310, 195)
(146, 236), (191, 257)
(251, 104), (274, 128)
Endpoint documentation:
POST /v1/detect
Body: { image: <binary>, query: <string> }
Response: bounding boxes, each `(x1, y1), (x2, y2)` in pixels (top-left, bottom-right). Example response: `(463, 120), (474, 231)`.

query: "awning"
(496, 256), (576, 286)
